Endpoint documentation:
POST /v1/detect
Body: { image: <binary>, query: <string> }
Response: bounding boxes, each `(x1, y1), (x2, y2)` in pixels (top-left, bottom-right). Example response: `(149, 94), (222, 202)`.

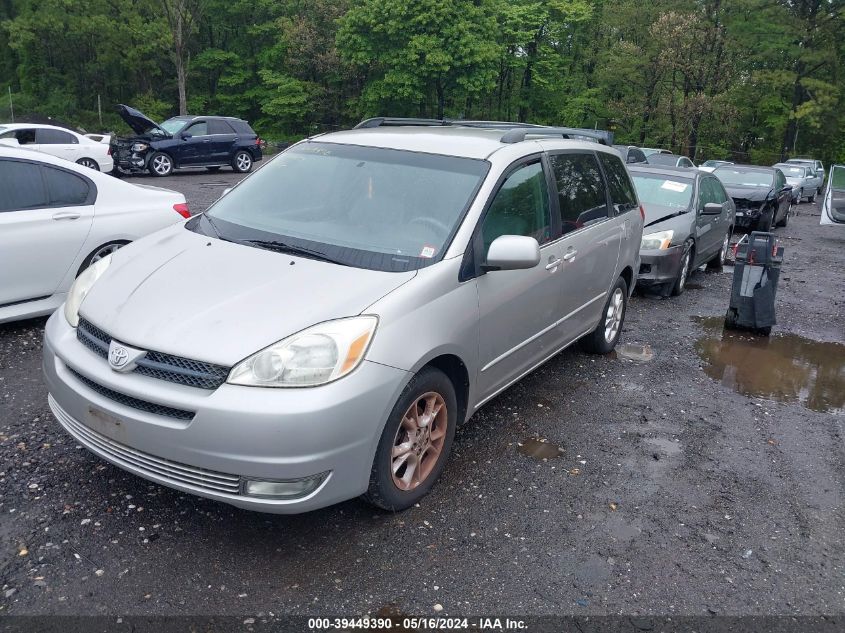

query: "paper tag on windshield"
(661, 180), (688, 193)
(420, 245), (436, 259)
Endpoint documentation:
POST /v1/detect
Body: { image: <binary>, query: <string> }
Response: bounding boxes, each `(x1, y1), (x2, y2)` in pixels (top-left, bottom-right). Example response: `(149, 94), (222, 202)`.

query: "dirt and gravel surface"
(1, 172), (843, 620)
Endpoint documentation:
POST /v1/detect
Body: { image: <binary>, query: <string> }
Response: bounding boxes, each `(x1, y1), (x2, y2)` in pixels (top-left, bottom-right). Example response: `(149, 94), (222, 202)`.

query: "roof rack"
(352, 117), (613, 145)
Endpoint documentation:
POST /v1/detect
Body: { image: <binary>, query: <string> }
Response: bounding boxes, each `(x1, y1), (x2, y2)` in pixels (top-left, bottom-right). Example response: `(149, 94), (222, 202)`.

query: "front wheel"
(580, 276), (628, 354)
(777, 206), (790, 227)
(670, 241), (693, 296)
(76, 157), (100, 171)
(232, 150), (253, 173)
(148, 152), (173, 177)
(364, 367), (457, 511)
(808, 191), (816, 204)
(707, 231), (731, 270)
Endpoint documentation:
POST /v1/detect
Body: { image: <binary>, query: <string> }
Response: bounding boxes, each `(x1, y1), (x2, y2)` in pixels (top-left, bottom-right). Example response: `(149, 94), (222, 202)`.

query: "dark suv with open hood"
(712, 164), (791, 231)
(111, 104), (262, 177)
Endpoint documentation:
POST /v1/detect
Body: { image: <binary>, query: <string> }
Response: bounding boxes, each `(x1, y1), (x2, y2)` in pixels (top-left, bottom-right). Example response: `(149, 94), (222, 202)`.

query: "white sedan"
(0, 123), (113, 172)
(0, 146), (190, 323)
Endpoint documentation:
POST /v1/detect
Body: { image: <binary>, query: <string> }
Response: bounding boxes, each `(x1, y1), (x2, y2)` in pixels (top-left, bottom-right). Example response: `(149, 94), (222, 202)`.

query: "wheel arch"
(419, 354), (471, 426)
(619, 265), (634, 297)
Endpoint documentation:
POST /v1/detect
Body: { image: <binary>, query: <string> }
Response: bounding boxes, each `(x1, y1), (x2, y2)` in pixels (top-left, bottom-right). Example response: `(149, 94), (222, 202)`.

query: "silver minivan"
(43, 121), (644, 513)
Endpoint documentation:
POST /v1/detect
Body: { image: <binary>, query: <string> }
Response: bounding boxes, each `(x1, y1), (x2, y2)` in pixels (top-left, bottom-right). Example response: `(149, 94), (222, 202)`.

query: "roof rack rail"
(352, 117), (613, 145)
(499, 127), (613, 146)
(354, 117), (453, 129)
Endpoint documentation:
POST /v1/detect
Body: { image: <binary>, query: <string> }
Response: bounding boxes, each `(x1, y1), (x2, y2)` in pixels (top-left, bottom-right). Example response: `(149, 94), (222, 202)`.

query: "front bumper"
(636, 245), (684, 286)
(43, 311), (410, 513)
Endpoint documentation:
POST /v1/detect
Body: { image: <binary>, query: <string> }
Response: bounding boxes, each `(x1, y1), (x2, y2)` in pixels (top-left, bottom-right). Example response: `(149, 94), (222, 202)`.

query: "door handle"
(52, 211), (81, 220)
(545, 258), (562, 270)
(562, 250), (578, 262)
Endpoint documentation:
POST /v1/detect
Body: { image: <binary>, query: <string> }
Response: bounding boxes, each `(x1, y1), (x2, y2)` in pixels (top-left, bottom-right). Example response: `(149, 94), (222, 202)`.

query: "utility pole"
(8, 86), (13, 122)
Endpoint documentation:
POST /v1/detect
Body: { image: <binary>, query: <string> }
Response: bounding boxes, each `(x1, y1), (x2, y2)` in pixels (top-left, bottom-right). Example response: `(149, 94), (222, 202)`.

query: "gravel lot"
(1, 171), (843, 619)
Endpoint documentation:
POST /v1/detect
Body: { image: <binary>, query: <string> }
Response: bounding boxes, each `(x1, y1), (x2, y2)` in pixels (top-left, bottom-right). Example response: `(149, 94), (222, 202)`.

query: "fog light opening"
(241, 472), (329, 499)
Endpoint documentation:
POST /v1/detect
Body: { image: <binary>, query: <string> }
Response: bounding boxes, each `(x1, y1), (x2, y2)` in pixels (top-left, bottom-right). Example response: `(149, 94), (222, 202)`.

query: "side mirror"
(482, 235), (541, 272)
(181, 133), (192, 140)
(0, 138), (20, 148)
(702, 202), (723, 215)
(221, 187), (232, 197)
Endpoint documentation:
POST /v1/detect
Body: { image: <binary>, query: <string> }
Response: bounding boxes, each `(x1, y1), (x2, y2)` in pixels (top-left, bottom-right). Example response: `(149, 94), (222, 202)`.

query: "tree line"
(1, 0), (843, 163)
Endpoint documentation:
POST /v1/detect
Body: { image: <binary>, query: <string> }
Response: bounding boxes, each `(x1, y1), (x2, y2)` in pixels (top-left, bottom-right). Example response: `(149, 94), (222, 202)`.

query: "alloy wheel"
(152, 155), (172, 175)
(90, 243), (123, 264)
(603, 288), (624, 343)
(391, 392), (448, 491)
(77, 158), (99, 170)
(678, 251), (690, 290)
(719, 233), (730, 265)
(236, 153), (252, 171)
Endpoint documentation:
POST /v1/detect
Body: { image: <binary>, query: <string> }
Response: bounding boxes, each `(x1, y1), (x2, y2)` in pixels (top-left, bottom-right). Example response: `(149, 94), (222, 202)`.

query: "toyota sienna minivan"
(43, 120), (644, 513)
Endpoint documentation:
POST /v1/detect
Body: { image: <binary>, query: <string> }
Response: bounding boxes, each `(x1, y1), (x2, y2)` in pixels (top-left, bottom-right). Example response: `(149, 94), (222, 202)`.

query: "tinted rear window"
(208, 119), (236, 134)
(549, 153), (610, 235)
(597, 152), (638, 214)
(229, 120), (255, 135)
(0, 160), (48, 211)
(37, 128), (77, 144)
(42, 166), (91, 205)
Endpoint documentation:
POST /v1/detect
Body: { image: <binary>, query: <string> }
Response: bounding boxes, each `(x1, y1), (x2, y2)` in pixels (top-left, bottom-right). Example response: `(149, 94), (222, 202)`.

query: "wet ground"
(1, 183), (843, 618)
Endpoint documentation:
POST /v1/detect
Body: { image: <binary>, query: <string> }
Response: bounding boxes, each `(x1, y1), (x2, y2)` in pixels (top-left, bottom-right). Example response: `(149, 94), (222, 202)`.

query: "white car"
(821, 164), (845, 226)
(0, 146), (190, 323)
(84, 133), (112, 145)
(0, 123), (113, 172)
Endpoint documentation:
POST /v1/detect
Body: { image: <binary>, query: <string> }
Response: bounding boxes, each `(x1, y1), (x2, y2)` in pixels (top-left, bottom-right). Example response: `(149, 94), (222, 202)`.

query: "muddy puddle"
(693, 316), (845, 413)
(518, 438), (564, 460)
(612, 343), (655, 362)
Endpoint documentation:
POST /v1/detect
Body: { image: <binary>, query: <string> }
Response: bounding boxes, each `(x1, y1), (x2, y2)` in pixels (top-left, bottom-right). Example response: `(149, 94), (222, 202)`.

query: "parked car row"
(2, 117), (832, 517)
(0, 123), (113, 172)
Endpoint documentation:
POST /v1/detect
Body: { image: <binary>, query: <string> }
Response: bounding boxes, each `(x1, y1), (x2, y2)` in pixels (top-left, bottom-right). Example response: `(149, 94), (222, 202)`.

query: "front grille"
(77, 319), (230, 390)
(49, 395), (241, 496)
(68, 368), (195, 421)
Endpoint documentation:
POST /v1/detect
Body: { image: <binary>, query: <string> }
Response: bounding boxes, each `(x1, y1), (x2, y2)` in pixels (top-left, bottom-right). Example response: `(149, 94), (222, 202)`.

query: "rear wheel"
(580, 276), (628, 354)
(232, 150), (253, 173)
(777, 205), (790, 227)
(707, 231), (731, 269)
(76, 157), (100, 171)
(364, 367), (457, 511)
(77, 241), (128, 275)
(808, 190), (817, 204)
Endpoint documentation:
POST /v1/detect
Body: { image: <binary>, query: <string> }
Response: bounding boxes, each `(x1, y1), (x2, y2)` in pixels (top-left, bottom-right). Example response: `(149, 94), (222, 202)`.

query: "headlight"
(641, 230), (674, 250)
(131, 142), (149, 153)
(228, 316), (378, 388)
(64, 255), (112, 327)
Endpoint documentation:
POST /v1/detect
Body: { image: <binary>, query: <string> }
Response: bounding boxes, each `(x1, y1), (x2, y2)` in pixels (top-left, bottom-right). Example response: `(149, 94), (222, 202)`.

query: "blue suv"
(111, 104), (263, 177)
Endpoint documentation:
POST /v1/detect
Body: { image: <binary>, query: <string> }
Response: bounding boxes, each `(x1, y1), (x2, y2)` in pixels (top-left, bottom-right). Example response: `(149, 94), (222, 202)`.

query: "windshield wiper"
(241, 239), (348, 266)
(644, 209), (690, 228)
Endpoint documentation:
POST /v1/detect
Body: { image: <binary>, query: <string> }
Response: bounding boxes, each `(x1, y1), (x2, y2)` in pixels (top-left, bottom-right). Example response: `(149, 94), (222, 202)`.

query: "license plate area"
(85, 406), (128, 443)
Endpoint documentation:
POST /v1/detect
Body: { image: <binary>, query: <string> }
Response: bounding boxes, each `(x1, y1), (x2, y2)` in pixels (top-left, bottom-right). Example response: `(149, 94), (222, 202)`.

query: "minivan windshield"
(714, 168), (773, 188)
(199, 141), (489, 272)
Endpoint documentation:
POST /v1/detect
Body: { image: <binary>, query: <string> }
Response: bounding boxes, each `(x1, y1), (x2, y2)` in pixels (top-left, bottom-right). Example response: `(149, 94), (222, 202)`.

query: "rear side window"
(3, 128), (36, 144)
(42, 166), (91, 206)
(208, 119), (235, 135)
(229, 119), (256, 136)
(549, 153), (609, 236)
(481, 161), (551, 253)
(0, 160), (49, 211)
(37, 128), (77, 144)
(597, 152), (638, 215)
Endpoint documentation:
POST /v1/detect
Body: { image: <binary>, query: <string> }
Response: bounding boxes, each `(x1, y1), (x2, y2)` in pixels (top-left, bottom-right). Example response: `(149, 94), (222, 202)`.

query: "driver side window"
(185, 122), (207, 136)
(481, 161), (551, 255)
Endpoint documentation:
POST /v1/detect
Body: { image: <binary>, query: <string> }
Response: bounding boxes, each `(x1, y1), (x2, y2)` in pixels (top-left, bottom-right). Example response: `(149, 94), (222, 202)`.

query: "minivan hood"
(79, 226), (416, 366)
(116, 104), (170, 137)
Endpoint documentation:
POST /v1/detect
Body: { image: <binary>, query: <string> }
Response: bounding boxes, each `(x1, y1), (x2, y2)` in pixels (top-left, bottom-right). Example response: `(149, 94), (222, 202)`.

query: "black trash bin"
(724, 232), (784, 336)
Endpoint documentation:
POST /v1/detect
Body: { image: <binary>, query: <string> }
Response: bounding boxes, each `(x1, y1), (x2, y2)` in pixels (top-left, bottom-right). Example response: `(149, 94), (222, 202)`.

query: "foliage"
(1, 0), (843, 161)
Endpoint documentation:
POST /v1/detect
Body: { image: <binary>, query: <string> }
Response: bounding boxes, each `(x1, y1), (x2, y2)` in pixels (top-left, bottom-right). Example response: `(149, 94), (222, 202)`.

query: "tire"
(777, 206), (790, 227)
(580, 276), (628, 354)
(363, 367), (457, 511)
(232, 150), (253, 173)
(77, 241), (128, 276)
(707, 230), (731, 270)
(797, 189), (803, 204)
(76, 157), (100, 171)
(757, 211), (773, 232)
(670, 240), (693, 296)
(205, 166), (221, 172)
(148, 152), (174, 177)
(808, 191), (816, 204)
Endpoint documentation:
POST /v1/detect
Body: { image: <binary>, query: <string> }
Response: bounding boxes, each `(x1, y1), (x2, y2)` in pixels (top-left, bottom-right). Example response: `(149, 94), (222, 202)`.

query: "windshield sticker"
(420, 245), (436, 259)
(661, 180), (688, 193)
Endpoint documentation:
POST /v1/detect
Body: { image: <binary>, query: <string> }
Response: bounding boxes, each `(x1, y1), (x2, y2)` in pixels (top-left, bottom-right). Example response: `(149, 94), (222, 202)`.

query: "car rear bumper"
(637, 245), (684, 286)
(43, 310), (411, 513)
